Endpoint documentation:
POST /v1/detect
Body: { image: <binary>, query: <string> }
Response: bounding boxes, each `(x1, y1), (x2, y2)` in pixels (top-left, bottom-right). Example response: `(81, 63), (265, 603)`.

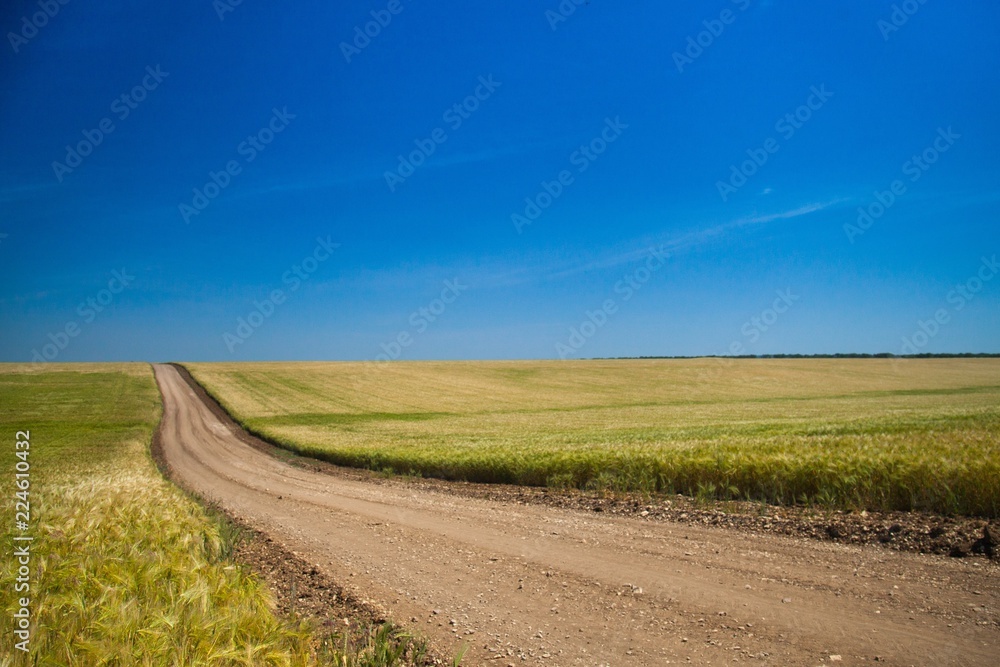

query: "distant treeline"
(604, 353), (1000, 360)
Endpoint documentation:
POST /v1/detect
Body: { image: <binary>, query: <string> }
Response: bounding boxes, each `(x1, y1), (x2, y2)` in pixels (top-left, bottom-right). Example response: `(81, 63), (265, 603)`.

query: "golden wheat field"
(185, 358), (1000, 516)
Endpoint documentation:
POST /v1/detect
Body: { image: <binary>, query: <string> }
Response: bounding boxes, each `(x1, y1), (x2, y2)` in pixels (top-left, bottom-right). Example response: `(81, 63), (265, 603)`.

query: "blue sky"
(1, 0), (998, 362)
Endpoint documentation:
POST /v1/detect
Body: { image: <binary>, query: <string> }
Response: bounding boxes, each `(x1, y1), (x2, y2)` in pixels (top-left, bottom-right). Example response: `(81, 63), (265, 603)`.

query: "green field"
(0, 364), (318, 665)
(185, 359), (1000, 517)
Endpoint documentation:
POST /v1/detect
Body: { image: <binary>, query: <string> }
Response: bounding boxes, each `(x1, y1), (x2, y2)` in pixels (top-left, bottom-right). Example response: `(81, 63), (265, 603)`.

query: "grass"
(184, 358), (1000, 517)
(0, 364), (431, 666)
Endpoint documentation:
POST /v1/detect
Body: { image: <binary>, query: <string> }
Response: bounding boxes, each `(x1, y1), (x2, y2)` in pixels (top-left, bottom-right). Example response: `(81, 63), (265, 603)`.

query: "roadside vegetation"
(185, 358), (1000, 517)
(0, 364), (429, 666)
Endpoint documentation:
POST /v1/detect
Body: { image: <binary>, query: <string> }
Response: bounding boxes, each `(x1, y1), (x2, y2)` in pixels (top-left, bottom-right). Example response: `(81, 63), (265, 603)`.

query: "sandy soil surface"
(153, 363), (998, 666)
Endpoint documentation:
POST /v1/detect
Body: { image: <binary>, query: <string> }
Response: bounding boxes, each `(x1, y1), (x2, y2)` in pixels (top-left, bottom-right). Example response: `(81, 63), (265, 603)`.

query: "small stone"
(971, 526), (996, 557)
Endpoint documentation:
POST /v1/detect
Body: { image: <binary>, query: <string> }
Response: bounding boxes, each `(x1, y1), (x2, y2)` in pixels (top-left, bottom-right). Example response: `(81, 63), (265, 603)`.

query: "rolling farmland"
(6, 360), (995, 664)
(185, 358), (1000, 516)
(158, 362), (1000, 665)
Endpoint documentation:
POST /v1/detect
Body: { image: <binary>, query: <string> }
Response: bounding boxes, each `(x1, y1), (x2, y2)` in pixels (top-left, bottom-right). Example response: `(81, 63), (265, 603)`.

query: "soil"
(155, 363), (999, 666)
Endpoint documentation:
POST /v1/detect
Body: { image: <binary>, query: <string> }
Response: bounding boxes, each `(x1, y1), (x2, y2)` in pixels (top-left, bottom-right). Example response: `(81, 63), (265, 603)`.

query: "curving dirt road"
(153, 363), (998, 666)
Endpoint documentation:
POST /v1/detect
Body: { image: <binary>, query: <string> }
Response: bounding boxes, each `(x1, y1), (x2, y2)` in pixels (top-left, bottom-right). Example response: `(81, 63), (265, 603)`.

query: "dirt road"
(153, 363), (998, 666)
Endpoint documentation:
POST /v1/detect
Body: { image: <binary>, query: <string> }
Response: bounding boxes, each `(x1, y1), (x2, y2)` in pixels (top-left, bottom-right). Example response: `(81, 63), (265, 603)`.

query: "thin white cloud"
(307, 199), (847, 295)
(544, 199), (845, 281)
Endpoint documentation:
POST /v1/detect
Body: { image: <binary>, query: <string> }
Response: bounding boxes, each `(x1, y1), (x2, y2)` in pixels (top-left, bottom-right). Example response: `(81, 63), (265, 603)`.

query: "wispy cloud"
(543, 199), (846, 281)
(679, 198), (845, 245)
(306, 199), (847, 295)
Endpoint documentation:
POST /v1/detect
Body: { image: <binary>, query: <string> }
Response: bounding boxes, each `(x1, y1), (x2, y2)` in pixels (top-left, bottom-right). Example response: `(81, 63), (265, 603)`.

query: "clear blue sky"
(1, 0), (998, 362)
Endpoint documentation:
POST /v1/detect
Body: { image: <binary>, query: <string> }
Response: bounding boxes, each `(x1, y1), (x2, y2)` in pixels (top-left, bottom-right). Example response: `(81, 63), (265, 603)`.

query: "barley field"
(0, 364), (316, 666)
(185, 359), (1000, 517)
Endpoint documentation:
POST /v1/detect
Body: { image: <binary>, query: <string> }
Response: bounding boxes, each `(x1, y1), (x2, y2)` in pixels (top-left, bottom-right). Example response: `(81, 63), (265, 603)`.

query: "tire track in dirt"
(153, 363), (998, 665)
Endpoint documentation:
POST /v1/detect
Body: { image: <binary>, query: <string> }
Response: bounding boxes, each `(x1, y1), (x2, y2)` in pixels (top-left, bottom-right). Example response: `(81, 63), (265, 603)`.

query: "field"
(185, 358), (1000, 517)
(0, 364), (355, 666)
